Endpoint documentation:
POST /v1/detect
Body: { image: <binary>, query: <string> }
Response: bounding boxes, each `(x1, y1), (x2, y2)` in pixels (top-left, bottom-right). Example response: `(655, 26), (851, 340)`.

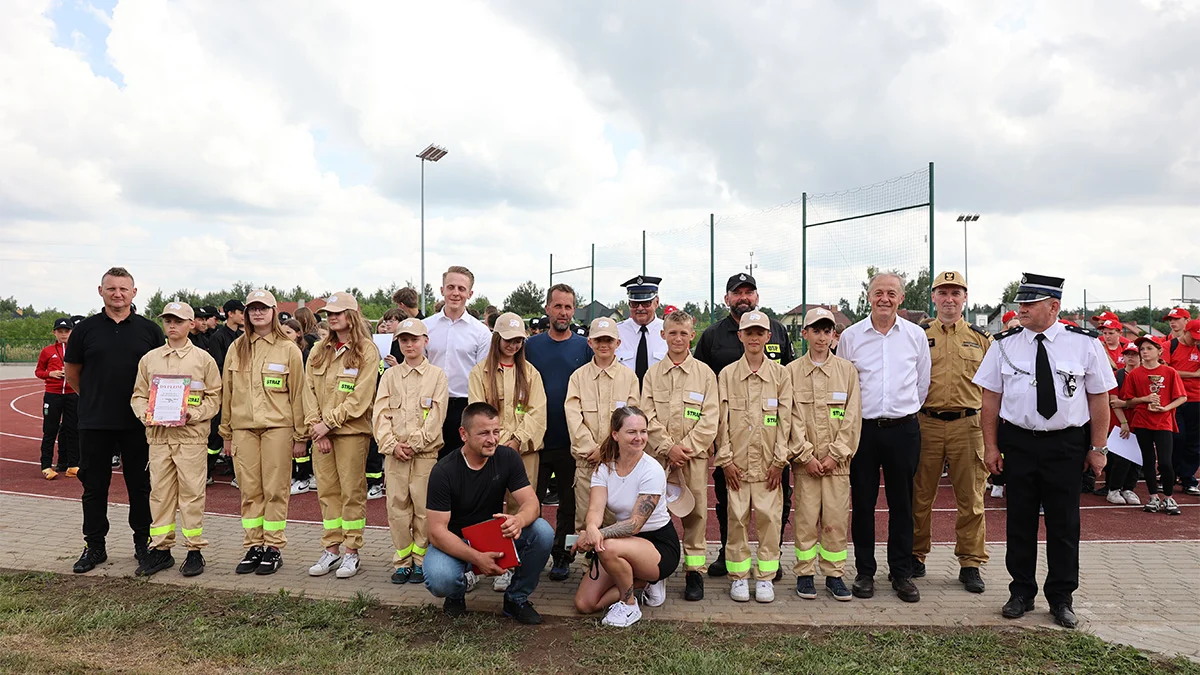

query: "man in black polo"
(693, 273), (795, 578)
(64, 267), (166, 573)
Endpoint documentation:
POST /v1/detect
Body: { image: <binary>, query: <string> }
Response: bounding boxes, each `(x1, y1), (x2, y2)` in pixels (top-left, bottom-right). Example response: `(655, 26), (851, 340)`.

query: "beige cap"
(158, 301), (195, 321)
(738, 311), (770, 331)
(245, 289), (278, 308)
(803, 307), (836, 328)
(665, 465), (696, 518)
(322, 292), (359, 313)
(932, 270), (967, 290)
(494, 312), (527, 340)
(395, 317), (428, 337)
(589, 317), (619, 339)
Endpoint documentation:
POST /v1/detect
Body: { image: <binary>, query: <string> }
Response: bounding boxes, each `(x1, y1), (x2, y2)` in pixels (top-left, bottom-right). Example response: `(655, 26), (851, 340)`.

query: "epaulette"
(920, 319), (935, 330)
(1064, 324), (1100, 338)
(994, 326), (1023, 341)
(969, 324), (991, 338)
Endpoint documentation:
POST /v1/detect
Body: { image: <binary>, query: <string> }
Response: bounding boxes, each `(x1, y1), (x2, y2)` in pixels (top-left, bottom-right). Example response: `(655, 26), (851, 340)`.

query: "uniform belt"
(863, 413), (917, 428)
(999, 420), (1084, 437)
(920, 408), (979, 421)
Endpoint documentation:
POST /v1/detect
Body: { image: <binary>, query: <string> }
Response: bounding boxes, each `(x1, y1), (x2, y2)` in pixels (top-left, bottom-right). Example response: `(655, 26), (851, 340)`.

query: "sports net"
(1182, 274), (1200, 303)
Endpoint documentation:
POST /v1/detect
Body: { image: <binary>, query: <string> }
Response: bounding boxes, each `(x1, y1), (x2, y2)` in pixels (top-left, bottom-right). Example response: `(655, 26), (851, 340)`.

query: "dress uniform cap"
(726, 273), (757, 292)
(322, 292), (359, 313)
(1014, 273), (1064, 303)
(243, 290), (276, 308)
(932, 270), (967, 290)
(223, 299), (246, 313)
(589, 317), (619, 339)
(665, 465), (696, 518)
(53, 318), (73, 330)
(802, 307), (836, 328)
(158, 301), (195, 321)
(493, 312), (527, 340)
(738, 311), (770, 331)
(621, 275), (661, 302)
(395, 318), (428, 337)
(1162, 307), (1191, 321)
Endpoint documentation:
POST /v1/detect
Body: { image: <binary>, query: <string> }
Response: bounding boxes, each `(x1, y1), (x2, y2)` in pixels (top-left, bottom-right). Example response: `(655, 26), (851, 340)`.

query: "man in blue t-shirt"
(524, 284), (592, 580)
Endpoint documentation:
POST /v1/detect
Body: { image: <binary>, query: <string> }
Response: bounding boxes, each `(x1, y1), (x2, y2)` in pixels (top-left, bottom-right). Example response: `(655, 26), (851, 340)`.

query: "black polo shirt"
(693, 314), (795, 375)
(64, 310), (165, 430)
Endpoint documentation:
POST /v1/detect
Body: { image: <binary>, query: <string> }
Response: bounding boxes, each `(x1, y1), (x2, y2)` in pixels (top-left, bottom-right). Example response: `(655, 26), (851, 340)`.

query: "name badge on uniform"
(830, 408), (845, 420)
(831, 391), (848, 402)
(764, 413), (778, 426)
(338, 381), (356, 393)
(343, 368), (359, 376)
(688, 391), (705, 403)
(187, 392), (202, 406)
(765, 344), (781, 353)
(267, 363), (286, 373)
(423, 397), (433, 408)
(614, 401), (626, 409)
(264, 376), (284, 389)
(766, 398), (778, 408)
(190, 380), (205, 390)
(928, 338), (935, 347)
(684, 407), (702, 421)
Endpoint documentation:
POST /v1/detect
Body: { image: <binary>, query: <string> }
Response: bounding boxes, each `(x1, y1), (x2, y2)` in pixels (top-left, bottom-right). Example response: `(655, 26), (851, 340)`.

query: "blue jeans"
(424, 518), (553, 604)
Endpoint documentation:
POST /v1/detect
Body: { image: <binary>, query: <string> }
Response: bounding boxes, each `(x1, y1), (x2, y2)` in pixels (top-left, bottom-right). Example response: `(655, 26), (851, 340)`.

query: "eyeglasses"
(247, 306), (272, 314)
(629, 299), (655, 308)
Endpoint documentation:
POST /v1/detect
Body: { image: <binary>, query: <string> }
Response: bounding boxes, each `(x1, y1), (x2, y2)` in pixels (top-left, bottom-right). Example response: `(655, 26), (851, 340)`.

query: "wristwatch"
(1089, 445), (1109, 456)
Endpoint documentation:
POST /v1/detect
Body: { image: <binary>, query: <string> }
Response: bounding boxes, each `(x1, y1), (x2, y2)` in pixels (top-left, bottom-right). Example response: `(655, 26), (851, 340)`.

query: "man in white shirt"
(836, 272), (931, 603)
(425, 266), (492, 459)
(617, 275), (667, 388)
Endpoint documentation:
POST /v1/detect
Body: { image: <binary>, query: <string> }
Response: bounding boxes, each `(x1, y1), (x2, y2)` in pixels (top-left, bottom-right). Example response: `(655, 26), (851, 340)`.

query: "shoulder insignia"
(994, 326), (1023, 341)
(969, 324), (991, 338)
(921, 319), (935, 330)
(1064, 324), (1099, 338)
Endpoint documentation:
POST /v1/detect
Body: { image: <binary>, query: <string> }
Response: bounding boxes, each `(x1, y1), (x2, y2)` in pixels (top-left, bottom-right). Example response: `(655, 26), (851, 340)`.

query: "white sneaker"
(367, 484), (384, 500)
(290, 479), (310, 495)
(1106, 490), (1126, 505)
(230, 477), (239, 490)
(1164, 497), (1182, 516)
(601, 599), (642, 627)
(335, 553), (360, 578)
(755, 580), (775, 603)
(1121, 490), (1140, 505)
(730, 579), (750, 602)
(309, 475), (318, 489)
(990, 485), (1004, 498)
(464, 569), (479, 593)
(1144, 495), (1162, 513)
(308, 550), (341, 576)
(492, 569), (513, 592)
(643, 579), (666, 607)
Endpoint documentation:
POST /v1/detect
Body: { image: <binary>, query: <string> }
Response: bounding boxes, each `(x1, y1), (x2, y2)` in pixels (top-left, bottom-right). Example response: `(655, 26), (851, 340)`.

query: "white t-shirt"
(591, 453), (671, 532)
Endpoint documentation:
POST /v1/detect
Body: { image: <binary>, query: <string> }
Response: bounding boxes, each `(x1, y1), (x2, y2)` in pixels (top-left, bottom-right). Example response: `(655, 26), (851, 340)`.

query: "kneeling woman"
(573, 406), (680, 628)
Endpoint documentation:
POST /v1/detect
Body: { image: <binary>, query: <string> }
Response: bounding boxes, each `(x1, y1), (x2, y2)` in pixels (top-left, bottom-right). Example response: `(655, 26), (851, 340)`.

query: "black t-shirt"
(206, 324), (243, 374)
(64, 310), (165, 430)
(693, 314), (795, 375)
(426, 445), (530, 537)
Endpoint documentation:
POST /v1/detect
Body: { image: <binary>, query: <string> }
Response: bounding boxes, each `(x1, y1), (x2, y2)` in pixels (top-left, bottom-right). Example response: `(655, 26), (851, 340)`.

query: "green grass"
(0, 571), (1195, 674)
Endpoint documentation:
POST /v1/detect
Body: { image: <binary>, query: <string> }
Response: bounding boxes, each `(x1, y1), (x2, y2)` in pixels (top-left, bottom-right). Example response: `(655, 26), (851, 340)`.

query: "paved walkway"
(1, 493), (1196, 661)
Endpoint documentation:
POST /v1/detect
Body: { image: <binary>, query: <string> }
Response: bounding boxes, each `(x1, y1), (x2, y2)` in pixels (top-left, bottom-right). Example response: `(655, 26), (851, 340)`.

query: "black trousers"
(78, 428), (151, 550)
(206, 414), (234, 478)
(40, 392), (78, 470)
(439, 397), (469, 460)
(712, 464), (792, 554)
(366, 438), (384, 487)
(850, 418), (921, 579)
(1135, 428), (1175, 497)
(1174, 401), (1199, 489)
(538, 446), (576, 559)
(292, 442), (313, 481)
(1104, 452), (1140, 492)
(1001, 422), (1086, 608)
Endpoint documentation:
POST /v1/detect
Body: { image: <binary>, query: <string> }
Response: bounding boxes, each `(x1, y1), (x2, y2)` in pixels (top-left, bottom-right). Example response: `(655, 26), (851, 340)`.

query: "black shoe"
(134, 549), (174, 577)
(1051, 604), (1077, 629)
(255, 546), (282, 575)
(851, 574), (875, 599)
(707, 551), (728, 577)
(134, 536), (150, 563)
(795, 575), (817, 599)
(391, 567), (412, 584)
(911, 558), (926, 578)
(1002, 595), (1034, 619)
(892, 577), (920, 603)
(503, 597), (543, 625)
(959, 567), (985, 594)
(548, 555), (571, 582)
(409, 565), (425, 584)
(444, 597), (468, 618)
(235, 546), (264, 574)
(72, 546), (107, 574)
(542, 490), (559, 506)
(180, 550), (205, 577)
(773, 566), (783, 582)
(684, 571), (705, 601)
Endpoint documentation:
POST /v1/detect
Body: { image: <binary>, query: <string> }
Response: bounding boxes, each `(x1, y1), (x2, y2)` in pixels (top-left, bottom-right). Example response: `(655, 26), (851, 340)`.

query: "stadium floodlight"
(416, 145), (449, 316)
(956, 214), (980, 282)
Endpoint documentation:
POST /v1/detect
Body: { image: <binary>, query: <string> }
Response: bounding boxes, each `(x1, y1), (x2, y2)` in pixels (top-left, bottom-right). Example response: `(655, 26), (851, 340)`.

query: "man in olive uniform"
(912, 271), (991, 594)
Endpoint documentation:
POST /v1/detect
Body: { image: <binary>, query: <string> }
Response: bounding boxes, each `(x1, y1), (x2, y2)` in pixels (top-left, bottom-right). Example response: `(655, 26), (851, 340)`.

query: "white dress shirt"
(425, 310), (492, 398)
(972, 321), (1116, 431)
(837, 315), (931, 419)
(616, 316), (667, 373)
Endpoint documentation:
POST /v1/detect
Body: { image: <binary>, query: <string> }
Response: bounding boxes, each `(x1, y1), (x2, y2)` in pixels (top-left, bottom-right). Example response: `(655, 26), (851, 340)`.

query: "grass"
(0, 571), (1196, 674)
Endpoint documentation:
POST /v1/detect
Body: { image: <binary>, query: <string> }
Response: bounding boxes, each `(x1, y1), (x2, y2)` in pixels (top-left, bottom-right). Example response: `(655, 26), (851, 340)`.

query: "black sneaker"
(180, 550), (205, 577)
(548, 555), (571, 582)
(391, 567), (412, 584)
(911, 558), (926, 578)
(134, 548), (174, 577)
(959, 567), (985, 593)
(255, 546), (282, 575)
(684, 571), (705, 601)
(409, 565), (425, 584)
(236, 546), (264, 574)
(707, 550), (728, 577)
(826, 577), (852, 602)
(503, 597), (543, 625)
(542, 490), (559, 506)
(134, 536), (150, 564)
(72, 546), (107, 574)
(795, 575), (817, 599)
(444, 597), (468, 618)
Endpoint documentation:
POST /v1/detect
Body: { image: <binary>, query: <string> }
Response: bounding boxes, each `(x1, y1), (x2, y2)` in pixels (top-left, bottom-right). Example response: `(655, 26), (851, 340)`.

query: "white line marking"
(9, 391), (41, 420)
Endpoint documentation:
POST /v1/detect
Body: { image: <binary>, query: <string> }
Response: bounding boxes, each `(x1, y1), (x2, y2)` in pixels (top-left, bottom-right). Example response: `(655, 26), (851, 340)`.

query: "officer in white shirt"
(836, 272), (931, 603)
(972, 273), (1114, 630)
(616, 275), (667, 388)
(425, 266), (492, 458)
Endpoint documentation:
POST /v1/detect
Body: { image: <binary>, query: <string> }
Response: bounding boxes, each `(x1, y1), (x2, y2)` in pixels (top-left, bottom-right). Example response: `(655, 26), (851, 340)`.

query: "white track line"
(9, 391), (41, 420)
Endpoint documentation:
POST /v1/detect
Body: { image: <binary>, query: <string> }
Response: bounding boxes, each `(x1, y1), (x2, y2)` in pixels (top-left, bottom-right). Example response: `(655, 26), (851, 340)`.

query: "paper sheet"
(373, 334), (393, 364)
(1106, 427), (1142, 466)
(148, 374), (190, 426)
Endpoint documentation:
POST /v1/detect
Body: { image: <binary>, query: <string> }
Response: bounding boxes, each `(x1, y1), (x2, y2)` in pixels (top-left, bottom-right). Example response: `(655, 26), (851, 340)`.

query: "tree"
(468, 296), (492, 316)
(503, 281), (545, 317)
(1001, 279), (1021, 305)
(837, 298), (858, 323)
(901, 268), (931, 312)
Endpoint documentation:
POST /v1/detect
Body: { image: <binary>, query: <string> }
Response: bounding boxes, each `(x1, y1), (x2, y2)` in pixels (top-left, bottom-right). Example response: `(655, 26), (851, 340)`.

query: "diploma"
(147, 374), (192, 427)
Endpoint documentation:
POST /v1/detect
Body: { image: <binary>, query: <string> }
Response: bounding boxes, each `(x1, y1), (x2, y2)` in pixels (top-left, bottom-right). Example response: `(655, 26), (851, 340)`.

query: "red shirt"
(1121, 364), (1186, 432)
(35, 343), (75, 395)
(1166, 339), (1200, 402)
(1100, 341), (1127, 370)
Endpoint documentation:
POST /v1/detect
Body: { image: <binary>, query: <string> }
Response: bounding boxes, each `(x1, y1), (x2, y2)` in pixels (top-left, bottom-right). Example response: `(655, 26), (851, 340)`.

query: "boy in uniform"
(786, 308), (861, 601)
(715, 311), (794, 603)
(641, 310), (719, 600)
(130, 302), (222, 577)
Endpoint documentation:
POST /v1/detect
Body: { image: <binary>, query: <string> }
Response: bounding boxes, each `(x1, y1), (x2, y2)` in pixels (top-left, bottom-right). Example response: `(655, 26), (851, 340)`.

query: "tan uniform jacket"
(641, 353), (719, 460)
(219, 331), (308, 443)
(373, 358), (449, 457)
(564, 360), (640, 461)
(922, 318), (992, 410)
(787, 353), (861, 475)
(715, 355), (793, 481)
(131, 342), (223, 445)
(467, 361), (547, 455)
(303, 340), (379, 436)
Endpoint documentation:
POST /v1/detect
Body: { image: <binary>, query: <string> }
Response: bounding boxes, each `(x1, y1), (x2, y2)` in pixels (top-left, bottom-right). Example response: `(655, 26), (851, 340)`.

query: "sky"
(2, 0), (1198, 317)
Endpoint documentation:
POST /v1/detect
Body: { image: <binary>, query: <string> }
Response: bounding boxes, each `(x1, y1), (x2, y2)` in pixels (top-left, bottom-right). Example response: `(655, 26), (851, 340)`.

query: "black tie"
(636, 325), (649, 385)
(1035, 334), (1057, 419)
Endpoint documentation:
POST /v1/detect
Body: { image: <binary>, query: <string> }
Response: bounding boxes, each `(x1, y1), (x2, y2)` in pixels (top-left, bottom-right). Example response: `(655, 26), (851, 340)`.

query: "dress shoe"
(1002, 595), (1034, 619)
(1051, 605), (1077, 629)
(959, 567), (985, 594)
(891, 577), (920, 603)
(851, 574), (874, 599)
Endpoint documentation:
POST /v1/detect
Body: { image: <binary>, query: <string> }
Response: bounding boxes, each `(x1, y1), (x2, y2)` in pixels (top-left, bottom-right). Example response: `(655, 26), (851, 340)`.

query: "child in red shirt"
(1122, 337), (1187, 515)
(34, 318), (79, 479)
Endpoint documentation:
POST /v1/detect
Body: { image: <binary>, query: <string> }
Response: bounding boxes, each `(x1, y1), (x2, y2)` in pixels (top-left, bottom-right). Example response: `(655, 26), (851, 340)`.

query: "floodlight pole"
(956, 213), (979, 283)
(417, 144), (448, 317)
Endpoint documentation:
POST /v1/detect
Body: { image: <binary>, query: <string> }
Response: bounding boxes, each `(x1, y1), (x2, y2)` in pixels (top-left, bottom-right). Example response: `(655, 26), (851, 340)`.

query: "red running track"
(2, 378), (1196, 545)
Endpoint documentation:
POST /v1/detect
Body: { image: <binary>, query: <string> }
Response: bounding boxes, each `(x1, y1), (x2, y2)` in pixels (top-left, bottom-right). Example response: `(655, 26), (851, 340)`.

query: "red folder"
(461, 517), (521, 574)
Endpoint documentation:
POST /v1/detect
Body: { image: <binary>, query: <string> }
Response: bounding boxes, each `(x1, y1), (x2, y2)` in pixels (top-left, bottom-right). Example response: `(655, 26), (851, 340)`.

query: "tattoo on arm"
(598, 494), (660, 539)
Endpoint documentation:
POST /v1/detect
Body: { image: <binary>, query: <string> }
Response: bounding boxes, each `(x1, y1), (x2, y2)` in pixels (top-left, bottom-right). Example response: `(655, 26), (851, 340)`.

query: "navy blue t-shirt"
(524, 331), (592, 450)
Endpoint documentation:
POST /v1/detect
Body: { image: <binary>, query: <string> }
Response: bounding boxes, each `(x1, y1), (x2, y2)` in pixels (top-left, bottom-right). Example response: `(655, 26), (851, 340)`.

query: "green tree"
(1001, 279), (1021, 304)
(503, 281), (546, 317)
(468, 296), (492, 316)
(901, 268), (931, 312)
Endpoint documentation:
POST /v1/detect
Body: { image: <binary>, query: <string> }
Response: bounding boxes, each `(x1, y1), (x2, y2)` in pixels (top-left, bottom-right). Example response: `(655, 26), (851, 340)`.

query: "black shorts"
(636, 523), (681, 582)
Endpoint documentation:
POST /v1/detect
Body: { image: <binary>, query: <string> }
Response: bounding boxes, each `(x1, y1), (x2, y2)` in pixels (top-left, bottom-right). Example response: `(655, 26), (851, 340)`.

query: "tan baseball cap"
(589, 317), (619, 339)
(803, 307), (836, 328)
(158, 301), (195, 321)
(494, 312), (527, 340)
(322, 292), (359, 313)
(738, 311), (770, 331)
(395, 317), (428, 337)
(932, 270), (967, 290)
(245, 289), (278, 308)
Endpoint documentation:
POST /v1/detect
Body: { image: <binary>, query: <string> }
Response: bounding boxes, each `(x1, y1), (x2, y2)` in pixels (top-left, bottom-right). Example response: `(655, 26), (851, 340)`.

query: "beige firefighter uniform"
(787, 353), (861, 578)
(642, 353), (719, 572)
(374, 357), (448, 568)
(468, 360), (547, 513)
(715, 355), (794, 581)
(131, 341), (222, 551)
(220, 331), (308, 550)
(564, 359), (640, 531)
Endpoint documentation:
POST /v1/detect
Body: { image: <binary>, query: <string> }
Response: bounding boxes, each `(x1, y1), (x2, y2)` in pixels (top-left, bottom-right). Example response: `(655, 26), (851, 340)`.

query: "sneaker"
(390, 567), (412, 584)
(826, 577), (852, 602)
(601, 599), (642, 627)
(503, 597), (544, 625)
(1185, 485), (1200, 496)
(708, 551), (728, 577)
(230, 477), (239, 490)
(134, 549), (174, 577)
(542, 490), (559, 506)
(1164, 497), (1182, 516)
(134, 537), (150, 563)
(111, 455), (121, 468)
(72, 546), (107, 574)
(206, 476), (214, 486)
(493, 569), (513, 592)
(464, 569), (478, 593)
(409, 565), (425, 584)
(255, 546), (282, 575)
(730, 579), (750, 602)
(309, 475), (317, 489)
(1144, 495), (1162, 513)
(309, 550), (342, 576)
(755, 580), (775, 603)
(42, 468), (57, 480)
(796, 575), (817, 599)
(548, 555), (571, 582)
(684, 571), (704, 601)
(1106, 490), (1127, 505)
(643, 579), (666, 607)
(367, 484), (384, 500)
(990, 485), (1004, 498)
(236, 546), (264, 574)
(1121, 490), (1140, 505)
(180, 550), (205, 577)
(290, 479), (310, 495)
(444, 597), (468, 618)
(65, 467), (79, 477)
(335, 553), (360, 578)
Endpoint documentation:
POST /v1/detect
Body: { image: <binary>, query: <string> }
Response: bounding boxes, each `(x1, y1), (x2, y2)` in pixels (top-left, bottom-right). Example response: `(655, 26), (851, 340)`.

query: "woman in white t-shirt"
(572, 406), (681, 628)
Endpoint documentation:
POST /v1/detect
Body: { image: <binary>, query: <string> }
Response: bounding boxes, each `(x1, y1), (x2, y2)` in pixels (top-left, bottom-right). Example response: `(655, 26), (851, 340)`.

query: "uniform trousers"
(1104, 452), (1140, 493)
(78, 428), (151, 549)
(850, 418), (921, 579)
(313, 433), (370, 550)
(713, 464), (791, 556)
(40, 392), (78, 470)
(726, 479), (783, 581)
(913, 414), (988, 568)
(792, 469), (850, 578)
(231, 427), (292, 549)
(385, 453), (437, 568)
(148, 442), (208, 550)
(675, 456), (710, 572)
